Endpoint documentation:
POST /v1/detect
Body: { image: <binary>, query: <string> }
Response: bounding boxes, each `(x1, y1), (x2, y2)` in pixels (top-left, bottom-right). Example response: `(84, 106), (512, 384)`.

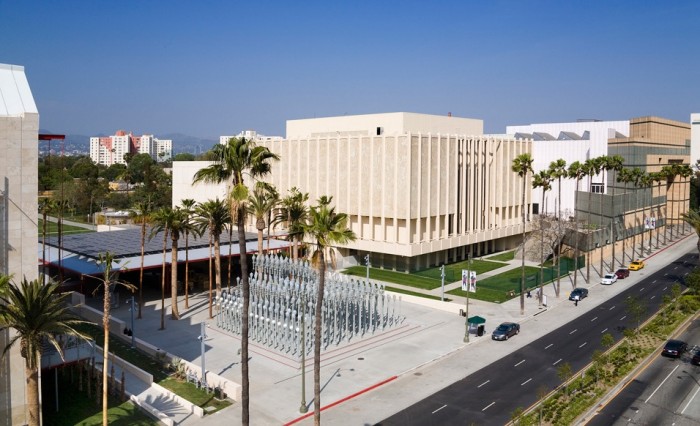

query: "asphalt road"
(587, 319), (700, 426)
(378, 252), (698, 426)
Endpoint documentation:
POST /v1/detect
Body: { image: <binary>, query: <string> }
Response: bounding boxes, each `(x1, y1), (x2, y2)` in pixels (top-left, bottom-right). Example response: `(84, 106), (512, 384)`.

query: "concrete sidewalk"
(98, 231), (697, 425)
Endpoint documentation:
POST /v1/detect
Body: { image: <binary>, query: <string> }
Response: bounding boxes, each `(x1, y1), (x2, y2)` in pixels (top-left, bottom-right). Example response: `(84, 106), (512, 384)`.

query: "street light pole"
(440, 265), (445, 302)
(365, 254), (370, 282)
(199, 322), (207, 389)
(299, 295), (308, 413)
(128, 295), (136, 348)
(463, 252), (471, 343)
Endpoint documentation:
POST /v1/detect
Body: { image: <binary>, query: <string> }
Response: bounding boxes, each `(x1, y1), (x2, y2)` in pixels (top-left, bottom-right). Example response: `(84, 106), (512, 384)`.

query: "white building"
(90, 130), (172, 166)
(0, 63), (39, 425)
(178, 112), (532, 271)
(219, 130), (283, 145)
(691, 113), (700, 166)
(506, 120), (629, 216)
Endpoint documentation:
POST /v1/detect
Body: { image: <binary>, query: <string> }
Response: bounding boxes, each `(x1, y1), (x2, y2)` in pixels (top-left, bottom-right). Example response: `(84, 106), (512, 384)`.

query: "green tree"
(180, 198), (200, 309)
(601, 332), (615, 350)
(682, 209), (700, 260)
(303, 197), (356, 425)
(568, 161), (586, 288)
(149, 207), (172, 329)
(548, 159), (567, 295)
(150, 207), (186, 321)
(617, 168), (634, 266)
(39, 198), (58, 284)
(606, 155), (624, 268)
(532, 169), (553, 298)
(248, 185), (278, 257)
(0, 277), (88, 426)
(625, 295), (647, 331)
(557, 362), (573, 398)
(582, 158), (601, 282)
(194, 199), (230, 318)
(512, 153), (534, 315)
(70, 156), (99, 180)
(173, 152), (196, 161)
(130, 199), (153, 319)
(100, 163), (127, 182)
(276, 187), (309, 260)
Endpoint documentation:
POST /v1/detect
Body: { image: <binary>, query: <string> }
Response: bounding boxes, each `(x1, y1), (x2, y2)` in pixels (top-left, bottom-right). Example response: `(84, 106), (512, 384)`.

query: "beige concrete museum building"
(174, 112), (533, 271)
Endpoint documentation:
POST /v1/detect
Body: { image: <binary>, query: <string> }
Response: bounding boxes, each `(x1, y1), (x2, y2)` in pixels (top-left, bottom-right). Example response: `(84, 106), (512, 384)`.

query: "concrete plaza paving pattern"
(100, 233), (697, 425)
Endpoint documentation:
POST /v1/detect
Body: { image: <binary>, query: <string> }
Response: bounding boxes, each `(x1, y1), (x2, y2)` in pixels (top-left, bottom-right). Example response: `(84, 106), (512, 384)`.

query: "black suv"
(662, 340), (688, 358)
(492, 322), (520, 341)
(569, 288), (589, 301)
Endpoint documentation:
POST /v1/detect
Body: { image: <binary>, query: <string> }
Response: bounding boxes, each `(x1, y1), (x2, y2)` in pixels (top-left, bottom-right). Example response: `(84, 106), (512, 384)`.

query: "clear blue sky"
(2, 0), (698, 138)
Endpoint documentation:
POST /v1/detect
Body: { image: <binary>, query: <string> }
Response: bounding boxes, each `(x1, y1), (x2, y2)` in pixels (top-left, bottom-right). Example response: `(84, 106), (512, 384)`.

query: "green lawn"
(39, 219), (94, 236)
(447, 266), (542, 303)
(485, 250), (516, 262)
(413, 258), (507, 282)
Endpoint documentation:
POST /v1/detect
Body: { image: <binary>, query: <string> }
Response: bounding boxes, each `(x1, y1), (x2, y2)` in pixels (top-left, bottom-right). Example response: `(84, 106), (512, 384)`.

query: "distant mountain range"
(38, 130), (219, 156)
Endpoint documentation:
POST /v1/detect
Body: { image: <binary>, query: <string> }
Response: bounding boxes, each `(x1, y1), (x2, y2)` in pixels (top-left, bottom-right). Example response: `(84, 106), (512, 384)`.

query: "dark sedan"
(661, 339), (688, 358)
(492, 322), (520, 341)
(692, 347), (700, 366)
(615, 268), (630, 279)
(569, 288), (589, 301)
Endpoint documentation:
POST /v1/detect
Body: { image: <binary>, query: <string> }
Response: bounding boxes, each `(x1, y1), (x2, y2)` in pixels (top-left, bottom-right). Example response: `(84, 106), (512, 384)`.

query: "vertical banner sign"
(462, 270), (477, 293)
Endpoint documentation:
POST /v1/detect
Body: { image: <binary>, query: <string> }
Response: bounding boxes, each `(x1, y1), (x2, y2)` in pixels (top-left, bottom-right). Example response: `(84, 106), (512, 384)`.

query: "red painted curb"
(283, 376), (398, 426)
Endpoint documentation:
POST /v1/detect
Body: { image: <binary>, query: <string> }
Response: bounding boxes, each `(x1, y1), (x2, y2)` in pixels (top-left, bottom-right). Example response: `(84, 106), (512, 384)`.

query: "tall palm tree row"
(679, 164), (693, 235)
(149, 207), (172, 330)
(548, 159), (567, 293)
(606, 155), (624, 268)
(193, 137), (279, 425)
(582, 158), (597, 282)
(616, 168), (633, 266)
(180, 198), (199, 309)
(277, 187), (310, 260)
(532, 169), (553, 299)
(303, 196), (356, 426)
(567, 161), (585, 287)
(130, 199), (152, 319)
(194, 198), (230, 318)
(596, 156), (610, 275)
(512, 153), (533, 315)
(0, 277), (88, 426)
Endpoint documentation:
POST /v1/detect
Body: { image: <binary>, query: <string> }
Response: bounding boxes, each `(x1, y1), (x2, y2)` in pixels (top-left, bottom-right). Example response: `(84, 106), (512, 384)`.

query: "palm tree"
(39, 198), (58, 285)
(179, 198), (198, 309)
(651, 171), (665, 249)
(94, 252), (135, 426)
(149, 207), (172, 330)
(568, 161), (585, 288)
(0, 277), (87, 426)
(194, 198), (230, 318)
(616, 168), (633, 266)
(193, 137), (279, 425)
(166, 208), (187, 320)
(130, 199), (152, 319)
(680, 164), (693, 235)
(606, 155), (624, 268)
(630, 168), (645, 259)
(640, 173), (654, 254)
(248, 184), (278, 258)
(596, 156), (611, 274)
(512, 153), (533, 315)
(548, 159), (567, 293)
(277, 187), (310, 260)
(582, 159), (596, 282)
(303, 197), (356, 426)
(532, 170), (553, 298)
(265, 185), (280, 253)
(682, 209), (700, 260)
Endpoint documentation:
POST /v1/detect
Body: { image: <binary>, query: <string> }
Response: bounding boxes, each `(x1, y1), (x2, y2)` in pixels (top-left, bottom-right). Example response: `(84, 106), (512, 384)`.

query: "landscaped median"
(508, 293), (700, 426)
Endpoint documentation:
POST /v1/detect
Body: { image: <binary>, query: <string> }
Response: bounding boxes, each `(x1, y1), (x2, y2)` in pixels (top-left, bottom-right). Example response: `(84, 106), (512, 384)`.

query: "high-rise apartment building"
(90, 130), (172, 166)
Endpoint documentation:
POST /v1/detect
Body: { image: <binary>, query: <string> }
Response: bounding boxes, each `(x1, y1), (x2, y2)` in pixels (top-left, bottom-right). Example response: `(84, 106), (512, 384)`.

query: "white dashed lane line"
(601, 328), (608, 334)
(591, 317), (598, 322)
(569, 329), (578, 335)
(477, 380), (490, 388)
(432, 405), (447, 414)
(514, 360), (525, 367)
(482, 402), (495, 411)
(579, 342), (587, 348)
(521, 378), (532, 386)
(553, 359), (562, 366)
(545, 344), (553, 350)
(620, 316), (627, 321)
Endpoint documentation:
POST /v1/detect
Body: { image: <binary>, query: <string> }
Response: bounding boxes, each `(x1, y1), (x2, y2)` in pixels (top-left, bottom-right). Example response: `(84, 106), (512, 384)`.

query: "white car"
(601, 273), (618, 285)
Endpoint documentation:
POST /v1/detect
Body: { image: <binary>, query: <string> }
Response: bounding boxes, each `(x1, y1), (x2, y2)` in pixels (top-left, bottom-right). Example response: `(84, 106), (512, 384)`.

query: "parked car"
(601, 273), (618, 285)
(692, 347), (700, 366)
(629, 260), (645, 271)
(615, 268), (630, 279)
(569, 288), (589, 301)
(661, 339), (688, 358)
(492, 322), (520, 341)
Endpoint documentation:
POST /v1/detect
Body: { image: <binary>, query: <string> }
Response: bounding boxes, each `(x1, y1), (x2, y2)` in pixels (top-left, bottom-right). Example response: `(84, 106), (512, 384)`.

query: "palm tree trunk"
(228, 226), (233, 288)
(103, 274), (111, 426)
(611, 171), (617, 268)
(573, 178), (580, 289)
(556, 177), (561, 294)
(160, 230), (167, 330)
(138, 221), (145, 319)
(42, 211), (47, 285)
(208, 230), (213, 319)
(539, 194), (545, 302)
(314, 251), (326, 425)
(587, 184), (592, 283)
(185, 230), (190, 309)
(239, 208), (251, 426)
(215, 237), (222, 300)
(520, 177), (526, 316)
(170, 236), (180, 320)
(25, 364), (40, 426)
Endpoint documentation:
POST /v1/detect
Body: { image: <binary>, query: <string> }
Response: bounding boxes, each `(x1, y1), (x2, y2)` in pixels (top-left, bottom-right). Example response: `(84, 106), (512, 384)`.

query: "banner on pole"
(461, 270), (477, 293)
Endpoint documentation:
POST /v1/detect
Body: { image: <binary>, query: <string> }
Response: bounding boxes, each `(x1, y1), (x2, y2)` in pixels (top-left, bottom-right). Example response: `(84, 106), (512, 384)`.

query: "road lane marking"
(663, 286), (667, 291)
(432, 404), (447, 414)
(640, 288), (645, 292)
(620, 316), (627, 321)
(609, 306), (616, 311)
(545, 344), (553, 350)
(477, 380), (490, 388)
(681, 385), (700, 414)
(601, 328), (608, 334)
(674, 266), (678, 270)
(514, 360), (525, 367)
(644, 365), (679, 404)
(553, 359), (562, 366)
(653, 280), (657, 284)
(579, 342), (587, 348)
(650, 295), (655, 300)
(570, 329), (578, 335)
(521, 378), (532, 386)
(591, 317), (598, 322)
(482, 402), (495, 411)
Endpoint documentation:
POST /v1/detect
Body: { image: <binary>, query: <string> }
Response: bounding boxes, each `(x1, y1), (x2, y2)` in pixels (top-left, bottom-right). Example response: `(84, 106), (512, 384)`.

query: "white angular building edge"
(175, 112), (533, 271)
(0, 63), (39, 425)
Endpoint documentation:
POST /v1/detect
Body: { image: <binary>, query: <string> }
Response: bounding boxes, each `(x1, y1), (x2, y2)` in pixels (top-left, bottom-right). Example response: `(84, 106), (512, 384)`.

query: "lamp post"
(299, 295), (308, 413)
(440, 265), (445, 302)
(198, 322), (207, 389)
(128, 296), (137, 348)
(365, 254), (370, 282)
(463, 252), (471, 343)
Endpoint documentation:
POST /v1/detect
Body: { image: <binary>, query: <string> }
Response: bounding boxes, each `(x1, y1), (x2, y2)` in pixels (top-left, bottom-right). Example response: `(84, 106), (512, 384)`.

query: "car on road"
(492, 322), (520, 341)
(661, 339), (688, 358)
(615, 268), (630, 279)
(629, 260), (645, 271)
(692, 347), (700, 366)
(601, 273), (618, 285)
(569, 288), (588, 301)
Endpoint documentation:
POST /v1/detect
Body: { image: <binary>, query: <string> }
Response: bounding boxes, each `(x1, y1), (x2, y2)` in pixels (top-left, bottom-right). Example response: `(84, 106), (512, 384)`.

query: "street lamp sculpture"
(299, 293), (308, 414)
(198, 322), (207, 390)
(365, 254), (370, 282)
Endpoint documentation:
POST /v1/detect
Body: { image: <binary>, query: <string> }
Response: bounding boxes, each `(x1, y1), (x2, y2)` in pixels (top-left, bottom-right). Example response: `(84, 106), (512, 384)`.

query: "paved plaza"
(94, 233), (697, 425)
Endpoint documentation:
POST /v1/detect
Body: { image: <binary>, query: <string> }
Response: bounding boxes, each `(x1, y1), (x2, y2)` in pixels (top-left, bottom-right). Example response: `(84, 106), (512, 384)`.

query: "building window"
(376, 127), (383, 136)
(591, 183), (604, 194)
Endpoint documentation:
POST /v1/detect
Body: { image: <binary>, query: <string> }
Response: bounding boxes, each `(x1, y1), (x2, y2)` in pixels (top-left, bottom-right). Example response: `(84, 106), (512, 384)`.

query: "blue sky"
(2, 1), (698, 138)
